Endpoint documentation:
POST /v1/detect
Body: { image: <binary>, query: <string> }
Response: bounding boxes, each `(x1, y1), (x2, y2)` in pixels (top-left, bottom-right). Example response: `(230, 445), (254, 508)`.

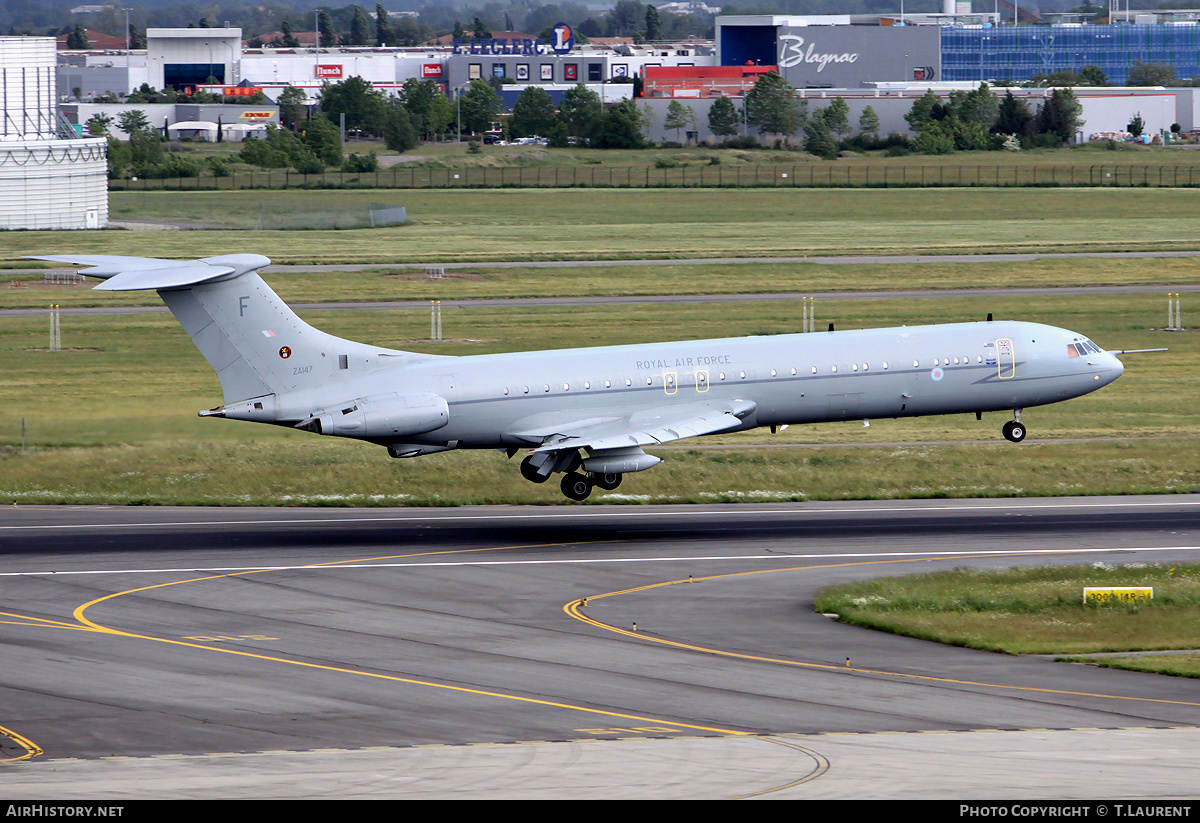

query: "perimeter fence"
(108, 163), (1200, 192)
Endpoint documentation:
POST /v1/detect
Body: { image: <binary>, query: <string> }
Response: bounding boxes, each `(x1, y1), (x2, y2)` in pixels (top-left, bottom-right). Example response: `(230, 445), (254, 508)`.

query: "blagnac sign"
(777, 34), (858, 73)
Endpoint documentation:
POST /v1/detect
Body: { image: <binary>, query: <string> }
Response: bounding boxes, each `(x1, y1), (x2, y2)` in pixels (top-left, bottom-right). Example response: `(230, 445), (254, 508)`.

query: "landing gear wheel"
(1002, 420), (1027, 443)
(520, 456), (550, 483)
(591, 472), (622, 491)
(560, 472), (593, 501)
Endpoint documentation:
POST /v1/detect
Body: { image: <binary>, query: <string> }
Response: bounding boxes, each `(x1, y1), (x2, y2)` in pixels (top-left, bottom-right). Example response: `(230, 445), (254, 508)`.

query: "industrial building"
(41, 15), (1200, 148)
(0, 36), (107, 231)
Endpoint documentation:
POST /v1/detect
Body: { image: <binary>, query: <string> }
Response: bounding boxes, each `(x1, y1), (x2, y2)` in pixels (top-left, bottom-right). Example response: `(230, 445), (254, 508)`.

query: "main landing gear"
(1002, 409), (1026, 443)
(520, 453), (623, 500)
(559, 470), (623, 501)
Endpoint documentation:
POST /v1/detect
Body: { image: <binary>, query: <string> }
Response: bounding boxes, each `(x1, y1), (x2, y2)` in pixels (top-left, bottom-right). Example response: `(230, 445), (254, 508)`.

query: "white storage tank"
(0, 36), (108, 230)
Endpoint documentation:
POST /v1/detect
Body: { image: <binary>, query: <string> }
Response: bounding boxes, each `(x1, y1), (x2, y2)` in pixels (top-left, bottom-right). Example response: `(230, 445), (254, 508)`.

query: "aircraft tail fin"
(33, 254), (437, 405)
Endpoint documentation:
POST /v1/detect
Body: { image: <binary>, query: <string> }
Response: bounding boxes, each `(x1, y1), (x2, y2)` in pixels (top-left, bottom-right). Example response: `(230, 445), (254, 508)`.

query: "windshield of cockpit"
(1066, 339), (1102, 358)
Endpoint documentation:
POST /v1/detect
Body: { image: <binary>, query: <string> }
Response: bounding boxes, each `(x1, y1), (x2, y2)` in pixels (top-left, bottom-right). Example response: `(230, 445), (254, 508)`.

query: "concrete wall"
(640, 88), (1180, 144)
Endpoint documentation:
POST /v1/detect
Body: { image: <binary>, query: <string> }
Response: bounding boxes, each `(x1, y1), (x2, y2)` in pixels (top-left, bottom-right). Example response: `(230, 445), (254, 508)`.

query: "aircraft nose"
(1103, 353), (1125, 384)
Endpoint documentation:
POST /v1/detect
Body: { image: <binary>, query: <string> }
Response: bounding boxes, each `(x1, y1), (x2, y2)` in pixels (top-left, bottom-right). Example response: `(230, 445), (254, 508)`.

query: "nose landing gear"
(1002, 410), (1026, 443)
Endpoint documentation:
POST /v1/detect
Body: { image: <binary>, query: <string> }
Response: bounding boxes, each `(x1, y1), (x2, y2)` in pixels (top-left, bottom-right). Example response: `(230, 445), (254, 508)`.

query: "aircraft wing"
(507, 399), (757, 453)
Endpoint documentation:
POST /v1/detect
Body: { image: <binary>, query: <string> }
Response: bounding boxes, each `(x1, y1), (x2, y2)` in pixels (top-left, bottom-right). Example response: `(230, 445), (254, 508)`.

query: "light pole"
(224, 41), (237, 86)
(455, 80), (470, 143)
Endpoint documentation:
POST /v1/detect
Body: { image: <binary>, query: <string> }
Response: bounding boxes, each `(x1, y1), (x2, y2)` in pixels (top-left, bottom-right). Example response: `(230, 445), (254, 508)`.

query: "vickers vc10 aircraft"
(36, 253), (1130, 501)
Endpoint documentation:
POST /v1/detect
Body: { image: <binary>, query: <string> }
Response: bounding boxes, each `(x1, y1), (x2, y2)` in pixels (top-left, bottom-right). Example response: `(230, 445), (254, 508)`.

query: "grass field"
(172, 137), (1200, 172)
(5, 256), (1199, 310)
(6, 187), (1200, 267)
(815, 564), (1200, 676)
(1, 293), (1196, 505)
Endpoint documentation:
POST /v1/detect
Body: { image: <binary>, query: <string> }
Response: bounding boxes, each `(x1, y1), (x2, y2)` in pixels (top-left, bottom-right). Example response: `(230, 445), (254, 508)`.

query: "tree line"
(698, 71), (1085, 157)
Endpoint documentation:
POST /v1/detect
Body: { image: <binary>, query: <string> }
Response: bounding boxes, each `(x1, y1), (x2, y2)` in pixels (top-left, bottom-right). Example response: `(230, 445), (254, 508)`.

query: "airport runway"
(1, 497), (1198, 798)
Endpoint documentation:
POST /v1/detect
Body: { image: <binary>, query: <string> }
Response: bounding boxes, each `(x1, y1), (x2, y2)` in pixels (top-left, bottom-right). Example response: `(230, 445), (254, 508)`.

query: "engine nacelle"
(305, 391), (449, 438)
(581, 446), (662, 474)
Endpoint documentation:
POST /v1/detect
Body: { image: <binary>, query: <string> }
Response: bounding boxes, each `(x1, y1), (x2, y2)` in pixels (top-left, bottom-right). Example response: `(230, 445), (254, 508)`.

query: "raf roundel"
(279, 346), (291, 359)
(930, 366), (944, 381)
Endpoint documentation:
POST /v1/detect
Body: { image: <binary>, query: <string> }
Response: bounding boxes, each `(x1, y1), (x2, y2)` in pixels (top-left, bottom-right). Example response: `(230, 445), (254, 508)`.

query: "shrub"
(342, 152), (378, 173)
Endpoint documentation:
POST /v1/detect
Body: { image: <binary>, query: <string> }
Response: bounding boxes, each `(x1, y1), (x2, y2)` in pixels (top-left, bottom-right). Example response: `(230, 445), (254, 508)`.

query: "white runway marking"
(2, 544), (1197, 578)
(2, 498), (1199, 532)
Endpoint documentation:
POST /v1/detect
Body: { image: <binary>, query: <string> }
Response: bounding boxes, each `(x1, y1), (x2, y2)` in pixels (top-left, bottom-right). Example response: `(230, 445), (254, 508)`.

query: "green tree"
(277, 86), (308, 130)
(608, 0), (644, 36)
(1078, 65), (1108, 86)
(858, 105), (880, 139)
(86, 113), (113, 137)
(383, 102), (418, 151)
(904, 89), (942, 133)
(803, 115), (837, 159)
(745, 71), (803, 138)
(348, 6), (371, 46)
(128, 129), (164, 166)
(281, 20), (300, 49)
(375, 4), (392, 46)
(116, 109), (150, 136)
(1127, 112), (1145, 138)
(510, 86), (557, 138)
(318, 10), (336, 47)
(303, 114), (343, 166)
(821, 96), (850, 138)
(948, 83), (999, 128)
(458, 78), (501, 135)
(914, 119), (956, 155)
(398, 77), (438, 136)
(1127, 62), (1176, 87)
(593, 98), (645, 149)
(707, 96), (740, 139)
(426, 94), (455, 139)
(645, 5), (663, 41)
(558, 84), (603, 142)
(105, 136), (130, 178)
(128, 23), (146, 50)
(994, 90), (1033, 137)
(66, 23), (89, 49)
(239, 128), (292, 167)
(664, 99), (695, 143)
(319, 76), (386, 134)
(1036, 88), (1084, 143)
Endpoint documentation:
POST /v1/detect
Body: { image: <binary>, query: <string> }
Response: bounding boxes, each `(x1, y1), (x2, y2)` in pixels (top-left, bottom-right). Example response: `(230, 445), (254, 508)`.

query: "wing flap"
(518, 400), (757, 453)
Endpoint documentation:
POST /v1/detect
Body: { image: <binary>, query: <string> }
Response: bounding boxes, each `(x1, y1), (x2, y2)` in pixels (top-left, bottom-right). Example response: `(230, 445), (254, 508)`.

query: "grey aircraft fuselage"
(268, 319), (1122, 449)
(33, 253), (1126, 500)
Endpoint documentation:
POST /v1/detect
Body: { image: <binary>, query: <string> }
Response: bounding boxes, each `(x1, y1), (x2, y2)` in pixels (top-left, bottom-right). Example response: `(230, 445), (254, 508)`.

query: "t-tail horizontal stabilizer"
(29, 254), (271, 291)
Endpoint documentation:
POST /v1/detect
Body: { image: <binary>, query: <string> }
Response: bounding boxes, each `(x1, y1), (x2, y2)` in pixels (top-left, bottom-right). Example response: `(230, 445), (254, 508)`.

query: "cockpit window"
(1067, 344), (1080, 358)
